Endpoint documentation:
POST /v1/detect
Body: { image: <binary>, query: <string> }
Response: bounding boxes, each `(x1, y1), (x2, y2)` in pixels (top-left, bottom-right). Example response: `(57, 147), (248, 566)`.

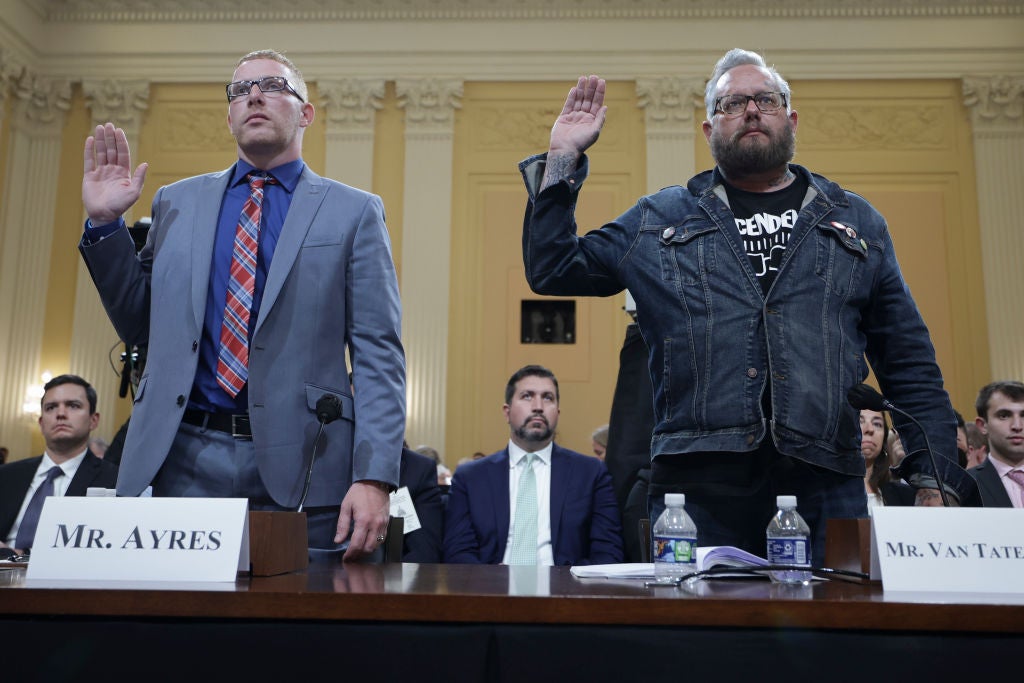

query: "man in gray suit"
(79, 50), (405, 558)
(969, 380), (1024, 508)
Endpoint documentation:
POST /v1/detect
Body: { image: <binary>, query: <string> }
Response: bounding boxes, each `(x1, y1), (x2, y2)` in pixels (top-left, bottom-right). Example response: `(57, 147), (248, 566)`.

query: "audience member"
(88, 437), (110, 459)
(397, 447), (444, 562)
(968, 380), (1024, 508)
(444, 365), (623, 565)
(471, 451), (487, 460)
(0, 375), (118, 553)
(859, 408), (889, 510)
(964, 422), (988, 469)
(414, 445), (442, 466)
(590, 424), (609, 460)
(0, 447), (8, 465)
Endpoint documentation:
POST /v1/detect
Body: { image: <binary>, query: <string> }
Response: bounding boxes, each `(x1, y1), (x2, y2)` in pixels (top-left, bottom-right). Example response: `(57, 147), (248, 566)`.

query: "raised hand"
(548, 75), (607, 157)
(83, 122), (148, 224)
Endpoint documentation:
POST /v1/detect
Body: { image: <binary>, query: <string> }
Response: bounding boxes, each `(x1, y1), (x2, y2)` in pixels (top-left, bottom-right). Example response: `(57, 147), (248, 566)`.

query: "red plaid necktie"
(216, 173), (272, 397)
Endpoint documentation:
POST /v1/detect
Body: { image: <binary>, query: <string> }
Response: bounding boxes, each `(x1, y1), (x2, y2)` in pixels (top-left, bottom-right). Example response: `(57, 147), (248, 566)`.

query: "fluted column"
(636, 76), (705, 193)
(318, 78), (384, 190)
(72, 80), (150, 439)
(395, 78), (462, 449)
(963, 75), (1024, 380)
(0, 74), (71, 455)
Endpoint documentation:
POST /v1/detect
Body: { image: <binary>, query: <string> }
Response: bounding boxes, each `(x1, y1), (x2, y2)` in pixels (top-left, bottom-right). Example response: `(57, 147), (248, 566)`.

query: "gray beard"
(711, 120), (796, 180)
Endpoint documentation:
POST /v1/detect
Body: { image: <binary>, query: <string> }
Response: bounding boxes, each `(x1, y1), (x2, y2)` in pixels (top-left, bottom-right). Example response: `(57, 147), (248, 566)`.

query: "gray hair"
(704, 48), (792, 120)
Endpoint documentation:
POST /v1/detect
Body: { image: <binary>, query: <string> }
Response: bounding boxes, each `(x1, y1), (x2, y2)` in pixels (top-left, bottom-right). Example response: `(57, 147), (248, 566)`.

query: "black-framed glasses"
(226, 76), (304, 102)
(714, 92), (787, 116)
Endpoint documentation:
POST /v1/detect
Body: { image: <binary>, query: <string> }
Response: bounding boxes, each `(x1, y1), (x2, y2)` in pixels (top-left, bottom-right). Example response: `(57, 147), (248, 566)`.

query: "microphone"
(847, 384), (951, 506)
(296, 394), (343, 513)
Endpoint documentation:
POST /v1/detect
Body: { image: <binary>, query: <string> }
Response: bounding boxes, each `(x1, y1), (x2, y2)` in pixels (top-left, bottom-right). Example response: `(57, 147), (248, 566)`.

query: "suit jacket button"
(192, 340), (198, 352)
(176, 395), (185, 406)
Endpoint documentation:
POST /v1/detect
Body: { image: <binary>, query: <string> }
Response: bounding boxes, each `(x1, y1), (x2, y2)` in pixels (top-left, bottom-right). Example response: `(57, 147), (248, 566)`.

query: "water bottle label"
(653, 536), (696, 564)
(766, 538), (809, 566)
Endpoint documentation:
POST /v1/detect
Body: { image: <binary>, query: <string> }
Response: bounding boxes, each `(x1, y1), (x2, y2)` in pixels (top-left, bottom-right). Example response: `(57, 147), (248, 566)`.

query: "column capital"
(396, 78), (463, 132)
(82, 79), (150, 131)
(636, 76), (705, 130)
(10, 72), (71, 135)
(318, 78), (385, 134)
(963, 75), (1024, 133)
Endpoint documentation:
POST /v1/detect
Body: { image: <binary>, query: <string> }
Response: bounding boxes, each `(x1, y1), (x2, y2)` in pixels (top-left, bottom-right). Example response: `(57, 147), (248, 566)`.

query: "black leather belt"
(182, 410), (252, 439)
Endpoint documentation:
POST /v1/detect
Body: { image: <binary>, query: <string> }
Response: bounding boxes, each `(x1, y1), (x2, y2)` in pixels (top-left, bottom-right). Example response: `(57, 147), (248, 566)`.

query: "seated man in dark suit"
(0, 374), (118, 554)
(968, 380), (1024, 508)
(444, 365), (623, 566)
(397, 447), (444, 562)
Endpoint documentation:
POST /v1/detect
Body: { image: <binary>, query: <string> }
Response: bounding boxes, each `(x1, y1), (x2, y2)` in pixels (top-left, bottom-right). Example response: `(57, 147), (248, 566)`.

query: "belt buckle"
(231, 414), (251, 440)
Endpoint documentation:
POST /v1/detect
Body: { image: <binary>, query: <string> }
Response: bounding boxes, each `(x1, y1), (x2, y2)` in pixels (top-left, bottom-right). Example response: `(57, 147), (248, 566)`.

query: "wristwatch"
(360, 479), (395, 494)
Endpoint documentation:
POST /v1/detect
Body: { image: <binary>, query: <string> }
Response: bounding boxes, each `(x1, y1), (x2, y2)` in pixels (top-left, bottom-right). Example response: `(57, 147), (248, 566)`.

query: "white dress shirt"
(502, 440), (553, 566)
(5, 450), (86, 547)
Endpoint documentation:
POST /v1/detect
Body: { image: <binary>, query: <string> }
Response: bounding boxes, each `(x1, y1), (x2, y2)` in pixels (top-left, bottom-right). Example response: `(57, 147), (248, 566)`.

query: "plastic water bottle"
(652, 493), (697, 583)
(765, 495), (812, 585)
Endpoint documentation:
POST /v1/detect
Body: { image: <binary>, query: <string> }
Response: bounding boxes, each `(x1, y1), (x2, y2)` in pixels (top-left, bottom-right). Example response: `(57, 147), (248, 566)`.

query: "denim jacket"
(520, 153), (978, 504)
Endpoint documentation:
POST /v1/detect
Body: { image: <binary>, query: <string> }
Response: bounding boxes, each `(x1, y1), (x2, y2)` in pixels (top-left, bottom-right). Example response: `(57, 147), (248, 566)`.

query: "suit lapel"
(191, 170), (233, 331)
(66, 452), (99, 497)
(549, 446), (569, 556)
(253, 168), (327, 338)
(492, 450), (512, 558)
(0, 456), (41, 535)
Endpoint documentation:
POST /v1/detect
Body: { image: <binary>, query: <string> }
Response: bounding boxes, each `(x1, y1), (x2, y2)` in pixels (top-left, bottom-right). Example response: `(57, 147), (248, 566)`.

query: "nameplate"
(26, 497), (249, 583)
(870, 507), (1024, 593)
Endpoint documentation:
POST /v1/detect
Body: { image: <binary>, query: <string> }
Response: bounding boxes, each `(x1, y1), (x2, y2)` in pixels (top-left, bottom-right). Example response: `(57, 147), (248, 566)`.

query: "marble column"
(636, 76), (705, 193)
(963, 75), (1024, 380)
(632, 76), (705, 312)
(318, 78), (384, 191)
(72, 80), (150, 440)
(0, 73), (71, 454)
(395, 78), (462, 450)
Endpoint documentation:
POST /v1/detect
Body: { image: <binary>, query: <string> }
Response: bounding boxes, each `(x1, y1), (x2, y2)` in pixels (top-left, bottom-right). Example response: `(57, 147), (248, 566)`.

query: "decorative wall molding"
(963, 75), (1024, 132)
(82, 79), (150, 129)
(318, 78), (385, 132)
(31, 0), (1024, 22)
(636, 76), (704, 129)
(796, 105), (950, 149)
(396, 78), (463, 132)
(9, 71), (70, 134)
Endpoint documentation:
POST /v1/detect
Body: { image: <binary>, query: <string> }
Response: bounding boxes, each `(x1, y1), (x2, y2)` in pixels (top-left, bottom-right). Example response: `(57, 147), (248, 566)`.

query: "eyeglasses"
(714, 92), (787, 117)
(226, 76), (304, 102)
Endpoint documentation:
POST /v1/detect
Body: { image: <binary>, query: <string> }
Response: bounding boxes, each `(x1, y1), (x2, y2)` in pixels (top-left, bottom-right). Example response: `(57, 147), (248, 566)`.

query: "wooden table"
(2, 561), (1017, 682)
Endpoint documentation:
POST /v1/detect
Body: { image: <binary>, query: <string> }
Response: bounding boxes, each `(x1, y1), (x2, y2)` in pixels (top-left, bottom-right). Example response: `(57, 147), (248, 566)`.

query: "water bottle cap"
(776, 495), (797, 508)
(665, 493), (686, 507)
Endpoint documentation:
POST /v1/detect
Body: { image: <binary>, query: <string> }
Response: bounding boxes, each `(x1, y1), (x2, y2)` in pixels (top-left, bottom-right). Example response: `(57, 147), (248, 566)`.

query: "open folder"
(571, 546), (769, 579)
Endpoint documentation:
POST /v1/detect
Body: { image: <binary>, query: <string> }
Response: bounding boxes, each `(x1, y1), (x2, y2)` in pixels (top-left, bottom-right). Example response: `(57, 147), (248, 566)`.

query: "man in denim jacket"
(519, 49), (979, 566)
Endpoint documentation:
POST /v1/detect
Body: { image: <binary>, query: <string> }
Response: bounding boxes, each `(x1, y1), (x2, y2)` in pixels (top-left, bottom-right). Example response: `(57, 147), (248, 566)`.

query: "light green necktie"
(508, 453), (538, 565)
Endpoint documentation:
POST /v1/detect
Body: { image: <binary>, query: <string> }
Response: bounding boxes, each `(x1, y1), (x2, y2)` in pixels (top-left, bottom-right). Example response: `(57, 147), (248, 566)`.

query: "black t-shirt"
(723, 174), (808, 295)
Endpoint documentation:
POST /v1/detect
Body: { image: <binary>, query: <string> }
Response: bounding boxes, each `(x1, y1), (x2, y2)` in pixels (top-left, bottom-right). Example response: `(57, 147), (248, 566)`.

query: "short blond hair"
(236, 49), (308, 103)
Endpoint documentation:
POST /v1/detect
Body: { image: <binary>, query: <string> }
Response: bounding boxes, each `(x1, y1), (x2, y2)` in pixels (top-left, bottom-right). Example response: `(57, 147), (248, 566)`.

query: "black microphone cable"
(296, 394), (342, 513)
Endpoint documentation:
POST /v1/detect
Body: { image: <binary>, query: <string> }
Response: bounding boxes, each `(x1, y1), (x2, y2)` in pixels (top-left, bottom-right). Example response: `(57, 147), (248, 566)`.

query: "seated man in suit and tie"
(0, 375), (118, 554)
(968, 380), (1024, 508)
(443, 365), (623, 566)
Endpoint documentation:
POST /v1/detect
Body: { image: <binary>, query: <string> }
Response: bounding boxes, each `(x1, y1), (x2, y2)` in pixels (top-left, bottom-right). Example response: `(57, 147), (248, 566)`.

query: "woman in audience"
(860, 408), (892, 512)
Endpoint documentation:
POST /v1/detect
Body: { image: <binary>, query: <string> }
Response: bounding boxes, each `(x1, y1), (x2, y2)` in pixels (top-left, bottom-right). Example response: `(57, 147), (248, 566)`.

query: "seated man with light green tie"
(443, 365), (623, 566)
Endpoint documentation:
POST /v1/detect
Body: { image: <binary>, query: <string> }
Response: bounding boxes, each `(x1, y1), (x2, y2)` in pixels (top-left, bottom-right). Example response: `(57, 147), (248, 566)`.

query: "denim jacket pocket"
(657, 219), (718, 287)
(814, 220), (868, 297)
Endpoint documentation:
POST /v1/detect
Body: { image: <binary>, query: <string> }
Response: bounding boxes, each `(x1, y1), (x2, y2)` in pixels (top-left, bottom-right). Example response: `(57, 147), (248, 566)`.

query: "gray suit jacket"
(968, 458), (1013, 508)
(80, 164), (406, 508)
